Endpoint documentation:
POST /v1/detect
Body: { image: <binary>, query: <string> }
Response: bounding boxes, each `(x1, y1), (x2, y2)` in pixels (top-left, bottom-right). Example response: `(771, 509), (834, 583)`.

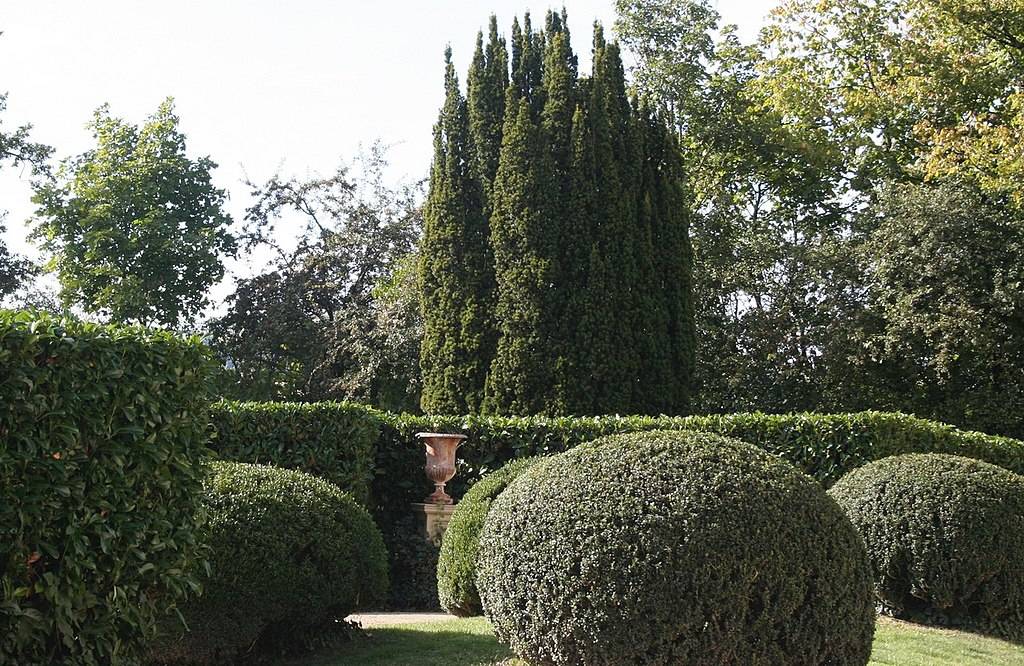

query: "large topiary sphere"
(150, 462), (388, 664)
(477, 431), (875, 666)
(829, 453), (1024, 640)
(437, 456), (543, 616)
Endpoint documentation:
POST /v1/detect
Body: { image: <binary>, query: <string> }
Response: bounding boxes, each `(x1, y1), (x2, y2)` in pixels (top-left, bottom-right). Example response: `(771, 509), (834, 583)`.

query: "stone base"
(411, 502), (456, 545)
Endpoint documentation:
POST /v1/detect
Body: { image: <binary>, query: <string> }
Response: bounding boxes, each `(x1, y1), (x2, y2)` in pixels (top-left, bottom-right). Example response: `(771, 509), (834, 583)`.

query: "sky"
(0, 0), (769, 307)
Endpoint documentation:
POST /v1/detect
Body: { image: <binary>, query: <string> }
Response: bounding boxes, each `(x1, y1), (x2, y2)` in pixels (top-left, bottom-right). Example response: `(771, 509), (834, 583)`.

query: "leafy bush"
(150, 462), (388, 664)
(0, 311), (216, 665)
(477, 431), (875, 666)
(437, 457), (543, 616)
(829, 454), (1024, 641)
(209, 401), (381, 505)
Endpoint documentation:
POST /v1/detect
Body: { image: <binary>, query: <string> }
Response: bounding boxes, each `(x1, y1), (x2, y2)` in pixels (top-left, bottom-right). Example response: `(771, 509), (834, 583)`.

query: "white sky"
(0, 0), (769, 309)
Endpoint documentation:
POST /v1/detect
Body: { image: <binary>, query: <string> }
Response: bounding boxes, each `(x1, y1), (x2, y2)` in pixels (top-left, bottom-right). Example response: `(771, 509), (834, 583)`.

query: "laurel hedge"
(208, 401), (380, 507)
(0, 312), (217, 665)
(477, 431), (876, 665)
(150, 462), (388, 664)
(830, 454), (1024, 641)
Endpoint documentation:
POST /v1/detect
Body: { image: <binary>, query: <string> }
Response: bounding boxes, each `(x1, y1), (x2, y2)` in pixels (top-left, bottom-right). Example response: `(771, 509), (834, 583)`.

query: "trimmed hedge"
(374, 410), (1024, 522)
(477, 431), (875, 665)
(150, 462), (388, 664)
(209, 403), (1024, 610)
(209, 401), (380, 506)
(829, 454), (1024, 641)
(437, 456), (543, 616)
(0, 311), (217, 665)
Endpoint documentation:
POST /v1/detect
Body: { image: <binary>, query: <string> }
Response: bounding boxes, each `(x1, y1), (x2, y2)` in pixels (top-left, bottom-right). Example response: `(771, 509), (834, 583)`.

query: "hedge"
(373, 410), (1024, 524)
(209, 403), (1024, 610)
(830, 454), (1024, 641)
(150, 462), (388, 664)
(437, 456), (544, 616)
(208, 401), (380, 506)
(477, 431), (875, 665)
(0, 311), (217, 665)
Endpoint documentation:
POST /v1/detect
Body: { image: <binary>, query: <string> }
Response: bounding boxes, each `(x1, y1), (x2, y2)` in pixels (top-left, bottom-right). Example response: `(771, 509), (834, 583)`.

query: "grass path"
(283, 615), (1024, 666)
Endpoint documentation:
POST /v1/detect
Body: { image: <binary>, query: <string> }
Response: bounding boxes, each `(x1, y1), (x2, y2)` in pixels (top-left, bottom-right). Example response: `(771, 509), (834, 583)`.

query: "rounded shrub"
(437, 456), (543, 616)
(476, 430), (875, 666)
(829, 453), (1024, 640)
(150, 462), (388, 664)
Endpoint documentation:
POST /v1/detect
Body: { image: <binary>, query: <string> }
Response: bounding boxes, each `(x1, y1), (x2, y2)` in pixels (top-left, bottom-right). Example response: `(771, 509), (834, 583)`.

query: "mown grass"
(281, 615), (1024, 666)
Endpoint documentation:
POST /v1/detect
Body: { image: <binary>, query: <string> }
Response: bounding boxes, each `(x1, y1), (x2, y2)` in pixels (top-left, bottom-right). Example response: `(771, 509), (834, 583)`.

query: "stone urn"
(416, 432), (466, 505)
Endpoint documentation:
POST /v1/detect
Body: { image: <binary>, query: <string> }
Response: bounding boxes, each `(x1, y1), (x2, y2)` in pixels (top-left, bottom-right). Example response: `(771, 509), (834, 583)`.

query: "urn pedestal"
(412, 432), (466, 544)
(411, 502), (456, 545)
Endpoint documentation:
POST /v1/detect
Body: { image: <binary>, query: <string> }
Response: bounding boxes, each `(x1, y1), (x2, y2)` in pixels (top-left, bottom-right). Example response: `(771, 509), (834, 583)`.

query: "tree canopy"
(30, 99), (235, 328)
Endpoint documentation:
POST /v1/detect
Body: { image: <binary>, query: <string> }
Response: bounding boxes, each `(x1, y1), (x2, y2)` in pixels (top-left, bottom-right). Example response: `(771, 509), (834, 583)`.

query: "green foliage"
(476, 431), (875, 665)
(382, 515), (441, 611)
(437, 457), (543, 617)
(829, 454), (1024, 642)
(0, 94), (51, 301)
(421, 14), (695, 417)
(420, 48), (495, 415)
(208, 146), (422, 406)
(373, 410), (1024, 527)
(30, 99), (236, 328)
(209, 401), (381, 506)
(861, 181), (1024, 438)
(150, 462), (388, 664)
(0, 310), (216, 665)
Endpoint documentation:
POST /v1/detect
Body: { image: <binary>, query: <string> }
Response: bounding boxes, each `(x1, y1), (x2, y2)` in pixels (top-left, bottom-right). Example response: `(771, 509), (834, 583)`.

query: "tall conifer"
(484, 95), (559, 414)
(420, 48), (491, 413)
(422, 15), (696, 417)
(467, 16), (508, 192)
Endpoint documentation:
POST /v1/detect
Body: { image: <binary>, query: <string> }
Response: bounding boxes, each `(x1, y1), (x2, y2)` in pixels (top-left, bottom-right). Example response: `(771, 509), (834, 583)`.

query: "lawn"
(282, 616), (1024, 666)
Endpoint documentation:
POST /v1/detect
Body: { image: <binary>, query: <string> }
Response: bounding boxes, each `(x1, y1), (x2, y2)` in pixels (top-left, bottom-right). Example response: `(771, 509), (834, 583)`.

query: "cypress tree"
(484, 95), (559, 414)
(541, 11), (581, 411)
(422, 15), (696, 417)
(420, 48), (491, 413)
(467, 16), (508, 192)
(510, 13), (544, 111)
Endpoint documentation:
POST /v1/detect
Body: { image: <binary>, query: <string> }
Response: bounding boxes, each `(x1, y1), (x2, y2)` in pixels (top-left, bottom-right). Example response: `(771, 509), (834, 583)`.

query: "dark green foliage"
(829, 454), (1024, 641)
(476, 431), (875, 665)
(468, 16), (509, 193)
(373, 410), (1024, 527)
(382, 515), (441, 611)
(208, 401), (380, 506)
(205, 402), (1024, 610)
(484, 96), (561, 414)
(421, 15), (695, 417)
(150, 462), (388, 664)
(420, 48), (494, 415)
(0, 311), (216, 665)
(437, 457), (543, 617)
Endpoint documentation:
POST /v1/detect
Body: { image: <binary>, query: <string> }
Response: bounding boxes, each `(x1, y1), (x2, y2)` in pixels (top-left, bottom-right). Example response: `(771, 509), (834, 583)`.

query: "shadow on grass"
(278, 623), (516, 666)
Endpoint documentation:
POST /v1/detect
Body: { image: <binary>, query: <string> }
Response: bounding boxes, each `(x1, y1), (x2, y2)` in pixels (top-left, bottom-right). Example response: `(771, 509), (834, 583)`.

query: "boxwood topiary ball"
(476, 430), (875, 666)
(150, 462), (388, 664)
(437, 456), (544, 616)
(829, 453), (1024, 641)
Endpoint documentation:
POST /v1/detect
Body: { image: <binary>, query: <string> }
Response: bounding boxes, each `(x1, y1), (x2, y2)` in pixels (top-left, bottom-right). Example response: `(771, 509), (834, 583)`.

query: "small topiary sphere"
(829, 453), (1024, 640)
(477, 431), (875, 666)
(150, 462), (388, 664)
(437, 456), (543, 616)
